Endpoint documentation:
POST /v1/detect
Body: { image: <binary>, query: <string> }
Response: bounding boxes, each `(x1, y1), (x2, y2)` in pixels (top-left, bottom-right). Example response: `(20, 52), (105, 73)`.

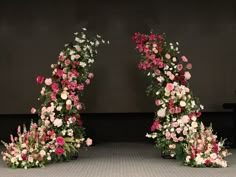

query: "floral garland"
(1, 28), (108, 169)
(132, 32), (230, 167)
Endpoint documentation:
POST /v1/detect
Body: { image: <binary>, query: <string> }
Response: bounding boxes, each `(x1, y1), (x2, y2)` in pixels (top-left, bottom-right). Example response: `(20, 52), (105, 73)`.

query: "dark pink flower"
(77, 84), (84, 91)
(85, 79), (90, 85)
(31, 107), (36, 114)
(56, 136), (65, 146)
(55, 147), (64, 156)
(57, 69), (64, 77)
(181, 56), (188, 62)
(186, 63), (192, 70)
(36, 76), (44, 84)
(51, 83), (59, 93)
(177, 64), (183, 71)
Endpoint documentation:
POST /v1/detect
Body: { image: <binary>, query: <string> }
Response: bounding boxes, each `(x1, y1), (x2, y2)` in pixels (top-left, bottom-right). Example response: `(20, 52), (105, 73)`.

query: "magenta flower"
(55, 147), (64, 156)
(36, 76), (44, 84)
(56, 136), (65, 146)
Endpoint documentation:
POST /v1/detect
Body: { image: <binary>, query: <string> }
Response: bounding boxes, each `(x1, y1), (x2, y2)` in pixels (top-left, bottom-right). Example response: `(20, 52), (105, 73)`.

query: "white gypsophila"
(69, 50), (75, 55)
(156, 91), (160, 95)
(88, 59), (94, 63)
(152, 73), (155, 77)
(95, 40), (100, 46)
(200, 105), (204, 110)
(74, 32), (78, 35)
(80, 62), (87, 67)
(170, 128), (174, 132)
(90, 41), (94, 45)
(151, 133), (157, 139)
(169, 43), (173, 46)
(146, 133), (151, 138)
(96, 34), (101, 38)
(191, 101), (196, 108)
(157, 76), (164, 82)
(82, 28), (87, 31)
(82, 34), (86, 39)
(147, 72), (150, 76)
(75, 37), (85, 43)
(176, 42), (179, 45)
(164, 65), (169, 70)
(171, 45), (174, 50)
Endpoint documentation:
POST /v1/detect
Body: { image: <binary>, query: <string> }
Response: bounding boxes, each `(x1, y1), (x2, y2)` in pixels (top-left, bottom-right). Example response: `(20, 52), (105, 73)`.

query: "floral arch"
(1, 29), (230, 169)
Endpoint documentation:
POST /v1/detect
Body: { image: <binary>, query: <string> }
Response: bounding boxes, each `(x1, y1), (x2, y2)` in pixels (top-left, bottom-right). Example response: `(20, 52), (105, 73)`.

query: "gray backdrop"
(0, 0), (236, 114)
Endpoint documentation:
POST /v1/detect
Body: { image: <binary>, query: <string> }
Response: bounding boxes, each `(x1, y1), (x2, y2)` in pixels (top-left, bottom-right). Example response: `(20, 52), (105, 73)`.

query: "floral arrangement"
(1, 28), (108, 168)
(132, 32), (230, 167)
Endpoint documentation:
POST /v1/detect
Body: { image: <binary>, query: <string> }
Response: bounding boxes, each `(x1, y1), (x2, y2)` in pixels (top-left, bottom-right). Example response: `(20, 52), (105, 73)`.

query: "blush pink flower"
(184, 71), (191, 80)
(31, 107), (36, 114)
(181, 115), (190, 124)
(181, 56), (188, 62)
(88, 73), (94, 79)
(59, 55), (66, 61)
(165, 83), (174, 92)
(157, 108), (166, 117)
(45, 78), (52, 86)
(36, 76), (44, 84)
(86, 138), (93, 146)
(165, 53), (171, 59)
(186, 63), (192, 69)
(165, 131), (171, 140)
(76, 103), (82, 110)
(155, 100), (161, 106)
(65, 59), (71, 66)
(155, 69), (160, 75)
(56, 136), (65, 146)
(85, 79), (90, 85)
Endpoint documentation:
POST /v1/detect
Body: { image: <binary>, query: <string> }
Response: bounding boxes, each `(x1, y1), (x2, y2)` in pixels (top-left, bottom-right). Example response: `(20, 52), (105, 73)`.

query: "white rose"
(195, 154), (204, 165)
(191, 121), (198, 128)
(56, 106), (62, 111)
(191, 116), (197, 121)
(10, 157), (17, 163)
(40, 150), (46, 157)
(53, 118), (63, 127)
(47, 156), (51, 161)
(61, 91), (68, 100)
(180, 101), (186, 107)
(22, 149), (27, 154)
(66, 100), (72, 105)
(71, 55), (75, 60)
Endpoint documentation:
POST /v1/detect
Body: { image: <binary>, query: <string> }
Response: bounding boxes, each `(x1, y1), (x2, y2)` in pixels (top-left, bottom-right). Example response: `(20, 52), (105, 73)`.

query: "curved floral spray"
(1, 28), (108, 168)
(132, 32), (230, 167)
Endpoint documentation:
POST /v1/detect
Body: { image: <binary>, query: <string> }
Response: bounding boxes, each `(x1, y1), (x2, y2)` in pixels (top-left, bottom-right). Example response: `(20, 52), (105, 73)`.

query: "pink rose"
(86, 138), (93, 146)
(165, 53), (171, 59)
(155, 69), (160, 75)
(186, 63), (192, 70)
(85, 79), (90, 85)
(181, 56), (188, 62)
(181, 115), (190, 124)
(45, 78), (52, 85)
(172, 122), (179, 128)
(36, 76), (44, 84)
(184, 71), (191, 80)
(66, 104), (72, 110)
(57, 69), (64, 77)
(175, 107), (182, 114)
(77, 84), (84, 91)
(31, 107), (36, 114)
(165, 83), (174, 92)
(88, 73), (94, 79)
(169, 108), (175, 114)
(177, 64), (183, 71)
(50, 92), (57, 101)
(165, 131), (171, 140)
(178, 136), (184, 142)
(157, 108), (166, 117)
(55, 147), (64, 156)
(176, 128), (182, 134)
(65, 59), (71, 66)
(51, 83), (59, 93)
(56, 136), (65, 146)
(155, 100), (161, 106)
(59, 55), (66, 61)
(76, 103), (82, 110)
(151, 120), (160, 132)
(75, 54), (80, 59)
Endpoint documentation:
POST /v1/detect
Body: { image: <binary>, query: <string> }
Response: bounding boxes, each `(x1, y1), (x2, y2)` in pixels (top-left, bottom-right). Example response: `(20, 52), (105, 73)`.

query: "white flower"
(61, 130), (66, 136)
(56, 106), (62, 111)
(69, 50), (75, 55)
(74, 32), (78, 35)
(180, 101), (186, 107)
(53, 118), (63, 127)
(61, 91), (68, 100)
(71, 55), (75, 60)
(185, 155), (191, 163)
(10, 157), (17, 163)
(210, 153), (217, 159)
(221, 160), (227, 167)
(40, 150), (46, 157)
(146, 133), (152, 138)
(191, 121), (198, 128)
(200, 105), (204, 110)
(66, 99), (72, 105)
(195, 154), (204, 165)
(88, 59), (94, 63)
(22, 149), (27, 154)
(75, 37), (85, 43)
(47, 156), (51, 161)
(151, 133), (157, 139)
(191, 116), (197, 121)
(80, 62), (87, 67)
(76, 144), (81, 148)
(82, 28), (87, 31)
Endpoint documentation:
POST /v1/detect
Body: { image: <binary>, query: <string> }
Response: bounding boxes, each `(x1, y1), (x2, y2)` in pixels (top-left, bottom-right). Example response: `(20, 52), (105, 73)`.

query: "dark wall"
(0, 0), (236, 114)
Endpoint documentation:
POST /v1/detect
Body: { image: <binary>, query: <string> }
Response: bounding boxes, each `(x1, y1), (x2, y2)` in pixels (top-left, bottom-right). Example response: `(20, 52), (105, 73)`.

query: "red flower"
(55, 147), (64, 156)
(205, 159), (211, 166)
(151, 120), (160, 132)
(36, 76), (44, 84)
(22, 154), (27, 161)
(51, 83), (59, 93)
